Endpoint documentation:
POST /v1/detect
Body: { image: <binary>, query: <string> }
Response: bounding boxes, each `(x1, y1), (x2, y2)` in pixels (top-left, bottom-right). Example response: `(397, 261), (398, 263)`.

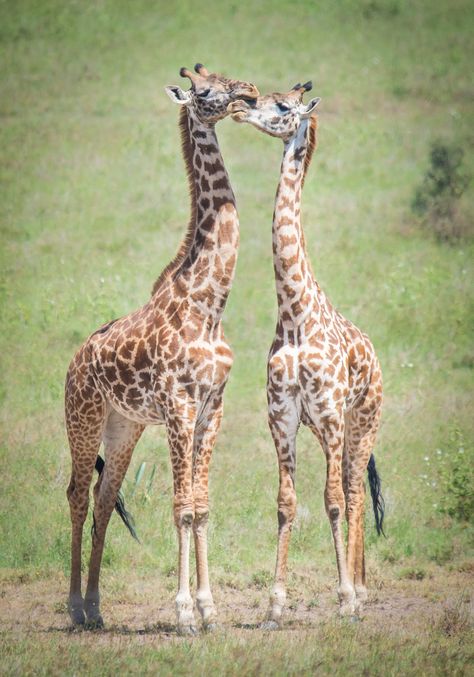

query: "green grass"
(2, 621), (472, 677)
(1, 0), (473, 674)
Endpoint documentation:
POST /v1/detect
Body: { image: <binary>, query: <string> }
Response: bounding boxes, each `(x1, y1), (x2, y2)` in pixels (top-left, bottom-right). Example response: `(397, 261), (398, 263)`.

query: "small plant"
(307, 597), (319, 609)
(412, 141), (470, 242)
(399, 567), (427, 581)
(130, 461), (157, 502)
(250, 570), (273, 589)
(438, 430), (474, 522)
(437, 596), (471, 637)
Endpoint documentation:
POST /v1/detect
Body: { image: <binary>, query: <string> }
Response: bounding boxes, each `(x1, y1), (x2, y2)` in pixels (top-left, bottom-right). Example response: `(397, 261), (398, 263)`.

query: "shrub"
(412, 141), (471, 242)
(438, 430), (474, 522)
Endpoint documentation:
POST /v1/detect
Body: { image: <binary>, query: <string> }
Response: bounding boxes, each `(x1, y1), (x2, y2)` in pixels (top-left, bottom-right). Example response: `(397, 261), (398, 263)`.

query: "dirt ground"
(1, 568), (473, 644)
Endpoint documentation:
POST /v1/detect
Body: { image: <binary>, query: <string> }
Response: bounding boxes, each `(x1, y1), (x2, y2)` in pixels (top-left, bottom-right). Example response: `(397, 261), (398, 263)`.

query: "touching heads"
(228, 81), (320, 140)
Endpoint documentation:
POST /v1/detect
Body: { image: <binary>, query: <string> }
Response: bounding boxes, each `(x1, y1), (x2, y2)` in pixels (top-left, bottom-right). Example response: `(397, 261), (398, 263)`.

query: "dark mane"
(301, 113), (318, 188)
(298, 113), (318, 281)
(151, 106), (197, 296)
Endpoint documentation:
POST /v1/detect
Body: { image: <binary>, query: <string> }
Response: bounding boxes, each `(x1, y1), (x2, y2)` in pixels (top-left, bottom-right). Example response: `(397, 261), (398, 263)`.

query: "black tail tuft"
(94, 455), (140, 543)
(367, 454), (386, 537)
(114, 488), (140, 543)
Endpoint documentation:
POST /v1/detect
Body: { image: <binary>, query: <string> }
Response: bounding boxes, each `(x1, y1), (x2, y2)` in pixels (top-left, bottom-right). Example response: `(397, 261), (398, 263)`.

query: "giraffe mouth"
(227, 100), (251, 121)
(230, 110), (248, 122)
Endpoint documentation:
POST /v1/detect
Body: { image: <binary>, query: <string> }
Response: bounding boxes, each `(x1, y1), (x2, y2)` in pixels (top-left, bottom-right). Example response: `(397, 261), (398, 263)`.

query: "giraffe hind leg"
(65, 389), (107, 627)
(320, 421), (357, 618)
(344, 379), (382, 612)
(84, 409), (144, 628)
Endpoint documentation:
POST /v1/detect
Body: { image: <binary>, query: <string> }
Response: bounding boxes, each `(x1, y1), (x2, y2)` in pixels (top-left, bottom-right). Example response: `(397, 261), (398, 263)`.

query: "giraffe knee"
(67, 478), (89, 517)
(194, 510), (209, 528)
(173, 493), (194, 527)
(179, 512), (194, 528)
(173, 506), (194, 528)
(326, 493), (345, 522)
(325, 484), (345, 515)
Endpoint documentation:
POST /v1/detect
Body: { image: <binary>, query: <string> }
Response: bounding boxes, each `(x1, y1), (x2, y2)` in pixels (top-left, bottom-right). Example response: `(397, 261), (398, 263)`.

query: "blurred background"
(0, 0), (473, 671)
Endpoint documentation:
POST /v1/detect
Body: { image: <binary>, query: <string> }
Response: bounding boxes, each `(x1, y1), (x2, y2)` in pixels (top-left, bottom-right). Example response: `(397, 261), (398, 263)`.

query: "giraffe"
(228, 83), (385, 627)
(65, 63), (259, 634)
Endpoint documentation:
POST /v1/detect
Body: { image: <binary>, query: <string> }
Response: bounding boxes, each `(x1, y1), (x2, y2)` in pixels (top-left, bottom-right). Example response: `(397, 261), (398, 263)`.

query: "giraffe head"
(165, 63), (259, 123)
(228, 81), (320, 141)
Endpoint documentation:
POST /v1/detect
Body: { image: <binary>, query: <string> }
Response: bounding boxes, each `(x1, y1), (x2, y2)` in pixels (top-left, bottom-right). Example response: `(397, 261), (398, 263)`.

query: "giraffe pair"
(65, 64), (384, 635)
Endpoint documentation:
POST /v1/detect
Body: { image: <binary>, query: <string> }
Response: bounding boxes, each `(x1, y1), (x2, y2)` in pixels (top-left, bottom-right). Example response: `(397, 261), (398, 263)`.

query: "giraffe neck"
(153, 106), (239, 323)
(273, 118), (318, 326)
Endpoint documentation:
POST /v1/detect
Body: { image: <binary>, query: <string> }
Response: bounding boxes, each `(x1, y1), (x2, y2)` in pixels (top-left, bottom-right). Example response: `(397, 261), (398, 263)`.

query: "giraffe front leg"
(192, 398), (223, 631)
(167, 409), (198, 635)
(262, 397), (299, 630)
(193, 512), (217, 630)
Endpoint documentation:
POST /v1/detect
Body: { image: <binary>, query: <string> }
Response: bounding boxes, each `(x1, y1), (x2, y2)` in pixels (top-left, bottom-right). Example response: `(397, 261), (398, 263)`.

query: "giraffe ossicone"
(65, 64), (258, 635)
(229, 83), (385, 626)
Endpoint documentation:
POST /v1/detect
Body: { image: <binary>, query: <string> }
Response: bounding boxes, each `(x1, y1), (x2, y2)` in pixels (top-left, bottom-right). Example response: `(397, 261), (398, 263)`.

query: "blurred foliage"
(438, 430), (474, 522)
(412, 141), (471, 242)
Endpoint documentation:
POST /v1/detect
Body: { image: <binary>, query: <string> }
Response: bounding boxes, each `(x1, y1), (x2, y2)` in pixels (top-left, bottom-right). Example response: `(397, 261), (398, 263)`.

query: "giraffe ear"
(300, 96), (321, 119)
(164, 86), (192, 105)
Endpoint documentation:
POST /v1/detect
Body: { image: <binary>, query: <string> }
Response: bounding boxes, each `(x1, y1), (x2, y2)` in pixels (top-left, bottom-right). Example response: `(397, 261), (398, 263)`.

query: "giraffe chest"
(267, 336), (353, 428)
(269, 340), (347, 392)
(93, 333), (233, 426)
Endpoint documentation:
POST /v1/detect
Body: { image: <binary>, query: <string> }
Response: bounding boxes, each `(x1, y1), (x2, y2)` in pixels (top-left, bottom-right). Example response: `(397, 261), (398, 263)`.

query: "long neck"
(153, 107), (239, 323)
(272, 117), (317, 325)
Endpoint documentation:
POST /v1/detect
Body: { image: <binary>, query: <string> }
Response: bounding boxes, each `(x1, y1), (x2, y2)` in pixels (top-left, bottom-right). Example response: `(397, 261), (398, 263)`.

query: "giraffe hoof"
(84, 615), (104, 630)
(260, 620), (280, 631)
(68, 602), (86, 627)
(68, 610), (86, 627)
(355, 585), (368, 603)
(203, 622), (220, 634)
(177, 624), (198, 637)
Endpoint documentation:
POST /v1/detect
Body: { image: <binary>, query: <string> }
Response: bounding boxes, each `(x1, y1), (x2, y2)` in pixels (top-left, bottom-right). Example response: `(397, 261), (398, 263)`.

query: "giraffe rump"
(367, 454), (386, 537)
(94, 456), (140, 542)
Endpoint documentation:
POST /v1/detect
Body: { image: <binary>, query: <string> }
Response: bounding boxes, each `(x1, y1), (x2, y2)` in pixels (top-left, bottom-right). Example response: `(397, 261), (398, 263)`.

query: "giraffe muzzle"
(227, 100), (251, 121)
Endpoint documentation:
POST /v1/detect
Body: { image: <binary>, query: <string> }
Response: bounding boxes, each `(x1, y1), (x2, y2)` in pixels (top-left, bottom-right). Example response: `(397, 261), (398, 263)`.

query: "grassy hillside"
(1, 0), (473, 673)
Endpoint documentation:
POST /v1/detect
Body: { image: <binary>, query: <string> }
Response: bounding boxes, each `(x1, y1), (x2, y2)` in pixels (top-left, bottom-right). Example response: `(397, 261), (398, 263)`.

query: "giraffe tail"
(367, 454), (386, 537)
(94, 455), (140, 543)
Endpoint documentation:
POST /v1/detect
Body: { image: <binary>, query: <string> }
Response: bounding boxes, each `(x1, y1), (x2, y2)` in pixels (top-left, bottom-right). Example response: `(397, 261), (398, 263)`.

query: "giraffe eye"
(197, 88), (211, 98)
(277, 103), (290, 113)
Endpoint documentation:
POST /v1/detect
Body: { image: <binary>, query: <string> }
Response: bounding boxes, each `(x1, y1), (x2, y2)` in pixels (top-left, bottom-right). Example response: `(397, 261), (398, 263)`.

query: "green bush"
(438, 431), (474, 522)
(412, 141), (471, 242)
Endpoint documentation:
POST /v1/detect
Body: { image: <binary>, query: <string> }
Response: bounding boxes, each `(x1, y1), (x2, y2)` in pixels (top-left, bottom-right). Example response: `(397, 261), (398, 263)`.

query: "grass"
(1, 0), (473, 674)
(1, 622), (472, 677)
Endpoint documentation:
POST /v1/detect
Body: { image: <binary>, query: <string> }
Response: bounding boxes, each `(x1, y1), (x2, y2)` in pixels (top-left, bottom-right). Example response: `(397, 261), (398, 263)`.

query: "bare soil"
(1, 568), (473, 644)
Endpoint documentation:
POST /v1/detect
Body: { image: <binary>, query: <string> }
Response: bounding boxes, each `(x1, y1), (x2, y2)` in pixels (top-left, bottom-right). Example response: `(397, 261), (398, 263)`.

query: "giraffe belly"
(105, 390), (166, 426)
